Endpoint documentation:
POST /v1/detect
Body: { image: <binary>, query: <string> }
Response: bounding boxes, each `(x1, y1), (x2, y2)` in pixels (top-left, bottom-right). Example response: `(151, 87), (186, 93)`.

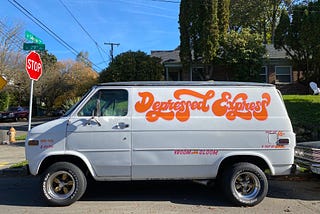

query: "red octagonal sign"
(25, 51), (42, 81)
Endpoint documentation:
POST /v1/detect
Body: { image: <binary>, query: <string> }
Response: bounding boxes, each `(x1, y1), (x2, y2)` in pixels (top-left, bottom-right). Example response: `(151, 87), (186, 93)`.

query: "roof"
(151, 44), (289, 64)
(151, 50), (180, 64)
(265, 44), (289, 59)
(98, 81), (274, 87)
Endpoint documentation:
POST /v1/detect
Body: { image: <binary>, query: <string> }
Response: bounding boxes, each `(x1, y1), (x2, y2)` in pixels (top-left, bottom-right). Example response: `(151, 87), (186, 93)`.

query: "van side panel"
(131, 86), (295, 179)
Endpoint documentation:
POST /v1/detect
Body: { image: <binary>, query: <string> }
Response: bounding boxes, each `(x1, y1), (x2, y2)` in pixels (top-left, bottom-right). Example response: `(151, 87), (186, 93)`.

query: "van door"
(66, 89), (131, 178)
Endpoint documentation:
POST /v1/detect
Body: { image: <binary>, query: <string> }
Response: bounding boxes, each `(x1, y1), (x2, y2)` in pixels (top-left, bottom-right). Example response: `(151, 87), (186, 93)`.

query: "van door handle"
(113, 122), (129, 129)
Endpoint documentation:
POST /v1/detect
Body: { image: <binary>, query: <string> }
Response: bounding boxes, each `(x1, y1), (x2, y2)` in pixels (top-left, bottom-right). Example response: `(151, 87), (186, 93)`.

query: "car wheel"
(222, 162), (268, 206)
(41, 162), (87, 206)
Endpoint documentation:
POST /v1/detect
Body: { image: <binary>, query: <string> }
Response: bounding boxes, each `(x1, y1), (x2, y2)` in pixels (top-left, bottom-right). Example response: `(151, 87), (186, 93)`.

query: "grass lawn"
(283, 95), (320, 141)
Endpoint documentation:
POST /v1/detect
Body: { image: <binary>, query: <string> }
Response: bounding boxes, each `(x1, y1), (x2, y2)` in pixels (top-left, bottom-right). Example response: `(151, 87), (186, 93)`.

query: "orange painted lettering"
(135, 89), (271, 122)
(212, 92), (271, 121)
(135, 89), (214, 122)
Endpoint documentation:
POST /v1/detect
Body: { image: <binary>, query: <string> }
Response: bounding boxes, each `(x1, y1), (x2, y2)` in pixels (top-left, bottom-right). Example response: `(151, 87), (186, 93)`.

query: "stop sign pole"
(25, 51), (43, 131)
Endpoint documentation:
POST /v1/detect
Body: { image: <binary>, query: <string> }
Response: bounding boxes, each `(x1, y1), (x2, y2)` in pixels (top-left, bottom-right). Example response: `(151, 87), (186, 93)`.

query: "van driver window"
(78, 89), (128, 117)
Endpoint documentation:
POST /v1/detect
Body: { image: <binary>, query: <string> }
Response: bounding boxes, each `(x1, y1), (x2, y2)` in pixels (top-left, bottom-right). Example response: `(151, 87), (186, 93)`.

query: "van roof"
(98, 81), (274, 87)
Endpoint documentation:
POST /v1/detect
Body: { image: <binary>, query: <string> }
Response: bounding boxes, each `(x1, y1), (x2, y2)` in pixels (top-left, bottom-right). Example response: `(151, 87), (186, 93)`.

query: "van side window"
(78, 89), (128, 117)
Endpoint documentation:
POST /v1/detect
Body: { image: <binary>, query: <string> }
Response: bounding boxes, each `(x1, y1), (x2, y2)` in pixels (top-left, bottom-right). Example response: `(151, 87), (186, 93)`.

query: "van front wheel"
(222, 162), (268, 206)
(41, 162), (87, 206)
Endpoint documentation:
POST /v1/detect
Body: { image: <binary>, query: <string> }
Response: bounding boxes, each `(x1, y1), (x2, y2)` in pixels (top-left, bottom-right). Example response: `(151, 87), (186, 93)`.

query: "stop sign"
(25, 51), (42, 81)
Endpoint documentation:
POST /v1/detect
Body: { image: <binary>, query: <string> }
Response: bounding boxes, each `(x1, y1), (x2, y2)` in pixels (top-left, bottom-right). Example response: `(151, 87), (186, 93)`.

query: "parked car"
(0, 106), (29, 121)
(295, 141), (320, 174)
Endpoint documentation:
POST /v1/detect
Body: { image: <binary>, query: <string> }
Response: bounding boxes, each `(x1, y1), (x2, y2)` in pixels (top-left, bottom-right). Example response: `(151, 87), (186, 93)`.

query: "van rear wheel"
(222, 162), (268, 206)
(41, 162), (87, 206)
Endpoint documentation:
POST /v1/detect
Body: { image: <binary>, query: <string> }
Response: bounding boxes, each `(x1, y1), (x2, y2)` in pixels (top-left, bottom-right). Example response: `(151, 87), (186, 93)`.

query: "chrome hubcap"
(234, 172), (260, 201)
(47, 171), (75, 200)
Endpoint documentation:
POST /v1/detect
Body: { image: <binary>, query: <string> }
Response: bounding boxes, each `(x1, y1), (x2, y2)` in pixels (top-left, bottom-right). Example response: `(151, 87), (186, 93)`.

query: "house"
(151, 44), (308, 94)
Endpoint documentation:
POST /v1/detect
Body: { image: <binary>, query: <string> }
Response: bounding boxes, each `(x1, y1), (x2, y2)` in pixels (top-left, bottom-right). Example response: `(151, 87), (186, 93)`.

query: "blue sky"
(2, 0), (180, 71)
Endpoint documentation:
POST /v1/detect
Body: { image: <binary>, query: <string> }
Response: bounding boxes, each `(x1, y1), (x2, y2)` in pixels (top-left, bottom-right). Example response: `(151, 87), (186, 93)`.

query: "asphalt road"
(0, 175), (319, 213)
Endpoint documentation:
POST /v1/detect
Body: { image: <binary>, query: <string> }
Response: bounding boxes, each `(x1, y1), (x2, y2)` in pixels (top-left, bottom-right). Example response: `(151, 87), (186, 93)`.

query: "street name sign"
(25, 31), (43, 44)
(23, 43), (45, 51)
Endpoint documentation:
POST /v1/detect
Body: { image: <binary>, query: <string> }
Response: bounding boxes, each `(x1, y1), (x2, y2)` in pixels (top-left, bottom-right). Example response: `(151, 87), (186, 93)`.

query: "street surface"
(0, 175), (319, 213)
(0, 119), (320, 213)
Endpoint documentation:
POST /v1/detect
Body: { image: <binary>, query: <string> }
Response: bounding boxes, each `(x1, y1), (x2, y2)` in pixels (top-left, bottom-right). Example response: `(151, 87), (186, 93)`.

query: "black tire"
(41, 162), (87, 206)
(222, 162), (268, 206)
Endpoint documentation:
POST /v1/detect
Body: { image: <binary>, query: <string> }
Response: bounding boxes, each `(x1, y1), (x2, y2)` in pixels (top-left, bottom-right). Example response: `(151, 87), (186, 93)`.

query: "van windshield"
(63, 87), (96, 117)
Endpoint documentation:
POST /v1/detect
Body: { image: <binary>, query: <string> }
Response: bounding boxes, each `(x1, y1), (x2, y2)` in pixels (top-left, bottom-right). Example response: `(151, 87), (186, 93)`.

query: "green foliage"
(179, 0), (222, 70)
(99, 51), (163, 82)
(218, 0), (230, 38)
(62, 97), (81, 112)
(274, 1), (320, 83)
(179, 0), (266, 82)
(230, 0), (289, 44)
(39, 50), (57, 71)
(0, 91), (10, 111)
(179, 0), (192, 71)
(220, 28), (266, 81)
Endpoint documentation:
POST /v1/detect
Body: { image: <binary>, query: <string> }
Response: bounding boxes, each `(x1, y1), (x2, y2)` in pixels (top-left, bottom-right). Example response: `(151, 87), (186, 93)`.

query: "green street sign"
(25, 31), (43, 44)
(23, 43), (45, 51)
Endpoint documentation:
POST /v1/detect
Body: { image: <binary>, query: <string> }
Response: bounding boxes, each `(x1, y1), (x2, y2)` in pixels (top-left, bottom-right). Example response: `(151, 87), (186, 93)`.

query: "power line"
(59, 0), (109, 66)
(8, 0), (103, 71)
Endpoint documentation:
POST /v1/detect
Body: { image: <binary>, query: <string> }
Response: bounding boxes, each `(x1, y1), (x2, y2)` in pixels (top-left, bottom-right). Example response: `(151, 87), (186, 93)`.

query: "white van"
(25, 81), (296, 207)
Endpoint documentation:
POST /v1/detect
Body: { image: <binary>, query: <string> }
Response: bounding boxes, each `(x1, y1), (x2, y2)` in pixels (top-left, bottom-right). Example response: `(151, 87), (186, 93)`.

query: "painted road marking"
(0, 162), (9, 167)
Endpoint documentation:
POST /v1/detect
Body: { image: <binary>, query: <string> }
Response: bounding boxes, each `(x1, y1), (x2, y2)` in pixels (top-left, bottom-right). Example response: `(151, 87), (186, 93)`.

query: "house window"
(275, 66), (292, 83)
(260, 66), (267, 83)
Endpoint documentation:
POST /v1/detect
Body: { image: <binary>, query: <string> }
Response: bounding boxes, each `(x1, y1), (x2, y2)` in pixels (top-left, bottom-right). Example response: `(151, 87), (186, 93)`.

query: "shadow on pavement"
(0, 175), (319, 207)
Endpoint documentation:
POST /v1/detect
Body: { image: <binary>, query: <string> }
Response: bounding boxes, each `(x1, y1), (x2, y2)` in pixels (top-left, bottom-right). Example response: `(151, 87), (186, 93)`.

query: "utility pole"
(104, 42), (120, 62)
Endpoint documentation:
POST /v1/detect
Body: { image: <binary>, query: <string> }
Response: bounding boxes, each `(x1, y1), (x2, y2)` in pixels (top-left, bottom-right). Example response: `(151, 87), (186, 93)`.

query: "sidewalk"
(0, 141), (26, 170)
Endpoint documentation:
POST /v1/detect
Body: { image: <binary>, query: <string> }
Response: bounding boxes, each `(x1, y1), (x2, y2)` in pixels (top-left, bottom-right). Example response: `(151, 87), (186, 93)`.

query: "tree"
(34, 51), (60, 110)
(54, 60), (99, 108)
(274, 1), (320, 83)
(179, 0), (224, 76)
(179, 0), (266, 81)
(220, 28), (266, 81)
(99, 51), (163, 82)
(229, 0), (293, 44)
(76, 51), (92, 68)
(218, 0), (230, 38)
(0, 21), (30, 107)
